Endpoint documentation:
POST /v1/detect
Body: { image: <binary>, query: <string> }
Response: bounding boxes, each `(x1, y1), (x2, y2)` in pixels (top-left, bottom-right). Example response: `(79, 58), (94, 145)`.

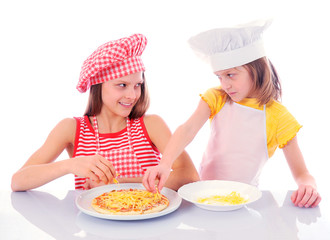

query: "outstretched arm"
(282, 136), (321, 207)
(143, 99), (210, 192)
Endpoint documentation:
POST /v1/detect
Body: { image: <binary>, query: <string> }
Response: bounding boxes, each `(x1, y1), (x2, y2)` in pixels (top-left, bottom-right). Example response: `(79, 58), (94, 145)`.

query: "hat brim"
(210, 39), (266, 72)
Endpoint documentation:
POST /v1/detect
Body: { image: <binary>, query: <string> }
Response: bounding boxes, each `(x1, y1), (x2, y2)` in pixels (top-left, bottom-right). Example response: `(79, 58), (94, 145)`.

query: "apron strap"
(93, 115), (101, 152)
(93, 116), (133, 152)
(126, 118), (133, 144)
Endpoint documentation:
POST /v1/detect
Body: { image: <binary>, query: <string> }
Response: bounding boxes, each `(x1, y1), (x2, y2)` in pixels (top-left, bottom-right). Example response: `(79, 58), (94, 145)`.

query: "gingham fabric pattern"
(93, 116), (145, 178)
(77, 34), (147, 93)
(98, 147), (145, 178)
(73, 116), (161, 189)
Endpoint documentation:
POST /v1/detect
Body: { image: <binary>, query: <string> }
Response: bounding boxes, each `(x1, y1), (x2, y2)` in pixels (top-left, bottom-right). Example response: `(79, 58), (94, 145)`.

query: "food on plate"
(91, 188), (169, 215)
(197, 191), (248, 205)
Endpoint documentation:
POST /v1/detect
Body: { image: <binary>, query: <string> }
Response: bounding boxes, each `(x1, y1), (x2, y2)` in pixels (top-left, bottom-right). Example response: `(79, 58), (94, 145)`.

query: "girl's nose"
(126, 87), (136, 99)
(221, 79), (231, 90)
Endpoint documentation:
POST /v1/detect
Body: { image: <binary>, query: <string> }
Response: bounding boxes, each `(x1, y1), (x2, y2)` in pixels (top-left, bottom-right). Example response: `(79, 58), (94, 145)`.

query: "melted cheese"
(95, 189), (165, 212)
(197, 191), (248, 205)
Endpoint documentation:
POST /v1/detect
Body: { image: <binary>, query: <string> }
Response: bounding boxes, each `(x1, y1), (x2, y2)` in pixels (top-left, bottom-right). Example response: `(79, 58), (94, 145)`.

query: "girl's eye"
(228, 74), (234, 78)
(135, 83), (142, 88)
(119, 83), (126, 87)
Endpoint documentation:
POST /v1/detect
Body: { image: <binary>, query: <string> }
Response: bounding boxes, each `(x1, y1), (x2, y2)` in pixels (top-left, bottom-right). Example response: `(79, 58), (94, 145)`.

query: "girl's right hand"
(142, 164), (171, 193)
(69, 154), (116, 185)
(291, 184), (321, 208)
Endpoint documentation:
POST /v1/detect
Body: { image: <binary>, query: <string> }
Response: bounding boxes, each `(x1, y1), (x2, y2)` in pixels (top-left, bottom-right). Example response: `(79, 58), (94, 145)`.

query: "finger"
(142, 170), (151, 191)
(296, 185), (317, 208)
(311, 195), (322, 208)
(157, 175), (167, 192)
(83, 179), (91, 190)
(96, 160), (114, 184)
(99, 156), (117, 176)
(96, 155), (117, 183)
(85, 170), (100, 183)
(305, 190), (320, 208)
(291, 190), (298, 204)
(304, 189), (317, 208)
(90, 165), (109, 184)
(298, 187), (313, 207)
(294, 186), (306, 206)
(90, 159), (111, 184)
(147, 170), (158, 193)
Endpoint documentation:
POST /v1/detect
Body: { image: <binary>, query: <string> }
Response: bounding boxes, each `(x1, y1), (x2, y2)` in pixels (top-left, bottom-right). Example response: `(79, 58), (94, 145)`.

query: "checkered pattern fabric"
(93, 116), (144, 178)
(77, 34), (147, 93)
(98, 148), (144, 178)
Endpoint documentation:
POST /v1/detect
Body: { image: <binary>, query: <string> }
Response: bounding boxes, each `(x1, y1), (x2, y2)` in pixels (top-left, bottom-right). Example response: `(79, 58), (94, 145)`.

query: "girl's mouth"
(119, 102), (133, 108)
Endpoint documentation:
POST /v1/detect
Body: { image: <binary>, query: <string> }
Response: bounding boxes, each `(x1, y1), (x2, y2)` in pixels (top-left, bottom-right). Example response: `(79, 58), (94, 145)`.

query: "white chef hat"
(188, 19), (272, 72)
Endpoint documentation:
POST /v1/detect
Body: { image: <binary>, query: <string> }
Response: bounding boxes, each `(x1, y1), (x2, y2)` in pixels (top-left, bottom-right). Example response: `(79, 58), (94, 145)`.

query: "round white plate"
(75, 183), (182, 220)
(178, 180), (262, 211)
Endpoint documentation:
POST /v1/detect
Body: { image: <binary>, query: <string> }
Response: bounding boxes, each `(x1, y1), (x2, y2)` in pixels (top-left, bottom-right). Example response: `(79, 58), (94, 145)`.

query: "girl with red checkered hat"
(11, 34), (199, 191)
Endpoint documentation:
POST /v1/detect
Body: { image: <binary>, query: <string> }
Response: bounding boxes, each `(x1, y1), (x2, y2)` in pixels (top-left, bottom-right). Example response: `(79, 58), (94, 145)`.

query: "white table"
(2, 189), (330, 240)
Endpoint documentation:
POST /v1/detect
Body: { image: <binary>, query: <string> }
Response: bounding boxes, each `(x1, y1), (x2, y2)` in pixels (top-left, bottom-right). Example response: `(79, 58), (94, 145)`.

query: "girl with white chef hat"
(11, 34), (199, 191)
(143, 19), (321, 208)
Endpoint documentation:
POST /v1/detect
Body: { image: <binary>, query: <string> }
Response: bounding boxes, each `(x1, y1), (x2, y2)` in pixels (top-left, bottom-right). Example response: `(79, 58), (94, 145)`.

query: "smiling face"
(214, 66), (255, 102)
(101, 72), (143, 118)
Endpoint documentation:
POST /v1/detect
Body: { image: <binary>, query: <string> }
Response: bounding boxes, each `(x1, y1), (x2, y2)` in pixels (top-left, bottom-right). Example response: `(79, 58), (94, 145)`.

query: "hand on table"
(291, 184), (321, 208)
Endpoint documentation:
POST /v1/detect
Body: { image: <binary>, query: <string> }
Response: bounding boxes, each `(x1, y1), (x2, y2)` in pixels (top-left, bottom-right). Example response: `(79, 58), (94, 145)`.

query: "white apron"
(200, 102), (268, 186)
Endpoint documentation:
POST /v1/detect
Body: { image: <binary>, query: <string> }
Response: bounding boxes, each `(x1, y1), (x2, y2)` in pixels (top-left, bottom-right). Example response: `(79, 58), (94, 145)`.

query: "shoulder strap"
(92, 115), (101, 152)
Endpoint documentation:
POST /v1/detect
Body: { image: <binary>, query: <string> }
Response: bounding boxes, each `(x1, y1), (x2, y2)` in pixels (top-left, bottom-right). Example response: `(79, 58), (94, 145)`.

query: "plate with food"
(178, 180), (262, 211)
(75, 183), (182, 220)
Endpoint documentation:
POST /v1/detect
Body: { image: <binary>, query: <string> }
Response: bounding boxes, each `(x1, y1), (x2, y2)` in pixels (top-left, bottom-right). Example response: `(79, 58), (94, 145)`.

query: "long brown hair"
(219, 57), (282, 106)
(84, 72), (150, 119)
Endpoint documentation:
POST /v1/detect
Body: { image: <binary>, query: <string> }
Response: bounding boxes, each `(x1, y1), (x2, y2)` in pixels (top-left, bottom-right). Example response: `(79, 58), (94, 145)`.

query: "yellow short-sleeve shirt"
(200, 87), (302, 158)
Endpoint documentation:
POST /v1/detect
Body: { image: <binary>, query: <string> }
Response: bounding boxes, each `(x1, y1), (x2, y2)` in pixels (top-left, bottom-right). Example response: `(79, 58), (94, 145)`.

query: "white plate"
(178, 180), (262, 211)
(75, 183), (182, 220)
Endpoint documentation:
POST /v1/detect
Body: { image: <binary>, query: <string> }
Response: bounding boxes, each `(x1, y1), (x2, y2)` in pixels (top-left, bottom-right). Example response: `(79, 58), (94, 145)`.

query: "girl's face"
(101, 72), (143, 118)
(214, 66), (254, 102)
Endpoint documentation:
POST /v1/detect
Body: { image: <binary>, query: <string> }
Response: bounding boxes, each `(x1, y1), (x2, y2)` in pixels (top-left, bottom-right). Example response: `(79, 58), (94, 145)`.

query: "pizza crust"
(91, 189), (169, 215)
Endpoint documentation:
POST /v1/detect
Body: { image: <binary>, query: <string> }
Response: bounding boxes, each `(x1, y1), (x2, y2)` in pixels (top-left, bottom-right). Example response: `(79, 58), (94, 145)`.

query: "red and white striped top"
(73, 116), (161, 189)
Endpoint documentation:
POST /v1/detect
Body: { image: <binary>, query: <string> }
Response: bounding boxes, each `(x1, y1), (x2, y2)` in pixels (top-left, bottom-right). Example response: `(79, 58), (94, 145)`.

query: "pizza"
(91, 188), (170, 215)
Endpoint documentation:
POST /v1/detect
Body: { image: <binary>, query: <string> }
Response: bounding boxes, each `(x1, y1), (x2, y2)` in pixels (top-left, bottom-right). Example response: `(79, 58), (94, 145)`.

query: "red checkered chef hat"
(77, 34), (147, 93)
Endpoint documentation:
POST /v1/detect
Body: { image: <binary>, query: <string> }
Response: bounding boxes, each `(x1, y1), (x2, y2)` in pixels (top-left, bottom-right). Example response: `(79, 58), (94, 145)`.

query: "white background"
(1, 0), (329, 194)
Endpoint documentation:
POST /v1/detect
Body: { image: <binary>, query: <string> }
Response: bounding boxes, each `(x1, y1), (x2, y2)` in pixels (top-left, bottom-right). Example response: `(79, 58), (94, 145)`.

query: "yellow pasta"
(197, 191), (248, 205)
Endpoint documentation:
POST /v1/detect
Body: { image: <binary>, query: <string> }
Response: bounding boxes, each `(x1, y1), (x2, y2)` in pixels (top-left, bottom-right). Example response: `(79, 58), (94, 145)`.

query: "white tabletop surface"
(2, 189), (330, 240)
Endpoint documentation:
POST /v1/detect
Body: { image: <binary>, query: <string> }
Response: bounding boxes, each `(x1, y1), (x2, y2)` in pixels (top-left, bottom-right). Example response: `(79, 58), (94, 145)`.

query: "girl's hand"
(291, 184), (321, 208)
(142, 164), (171, 193)
(84, 177), (108, 189)
(69, 154), (116, 185)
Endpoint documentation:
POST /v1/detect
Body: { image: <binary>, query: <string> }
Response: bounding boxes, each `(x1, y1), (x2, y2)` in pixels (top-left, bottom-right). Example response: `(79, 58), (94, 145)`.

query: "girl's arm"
(11, 118), (115, 191)
(282, 136), (321, 207)
(143, 99), (211, 192)
(143, 114), (200, 191)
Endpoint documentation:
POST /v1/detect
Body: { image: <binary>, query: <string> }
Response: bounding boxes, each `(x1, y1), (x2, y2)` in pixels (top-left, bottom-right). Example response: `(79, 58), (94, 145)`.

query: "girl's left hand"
(291, 184), (321, 208)
(84, 178), (108, 190)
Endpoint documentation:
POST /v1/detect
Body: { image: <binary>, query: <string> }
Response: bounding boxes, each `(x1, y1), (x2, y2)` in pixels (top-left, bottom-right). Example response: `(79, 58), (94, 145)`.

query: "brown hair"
(84, 72), (150, 119)
(219, 57), (282, 105)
